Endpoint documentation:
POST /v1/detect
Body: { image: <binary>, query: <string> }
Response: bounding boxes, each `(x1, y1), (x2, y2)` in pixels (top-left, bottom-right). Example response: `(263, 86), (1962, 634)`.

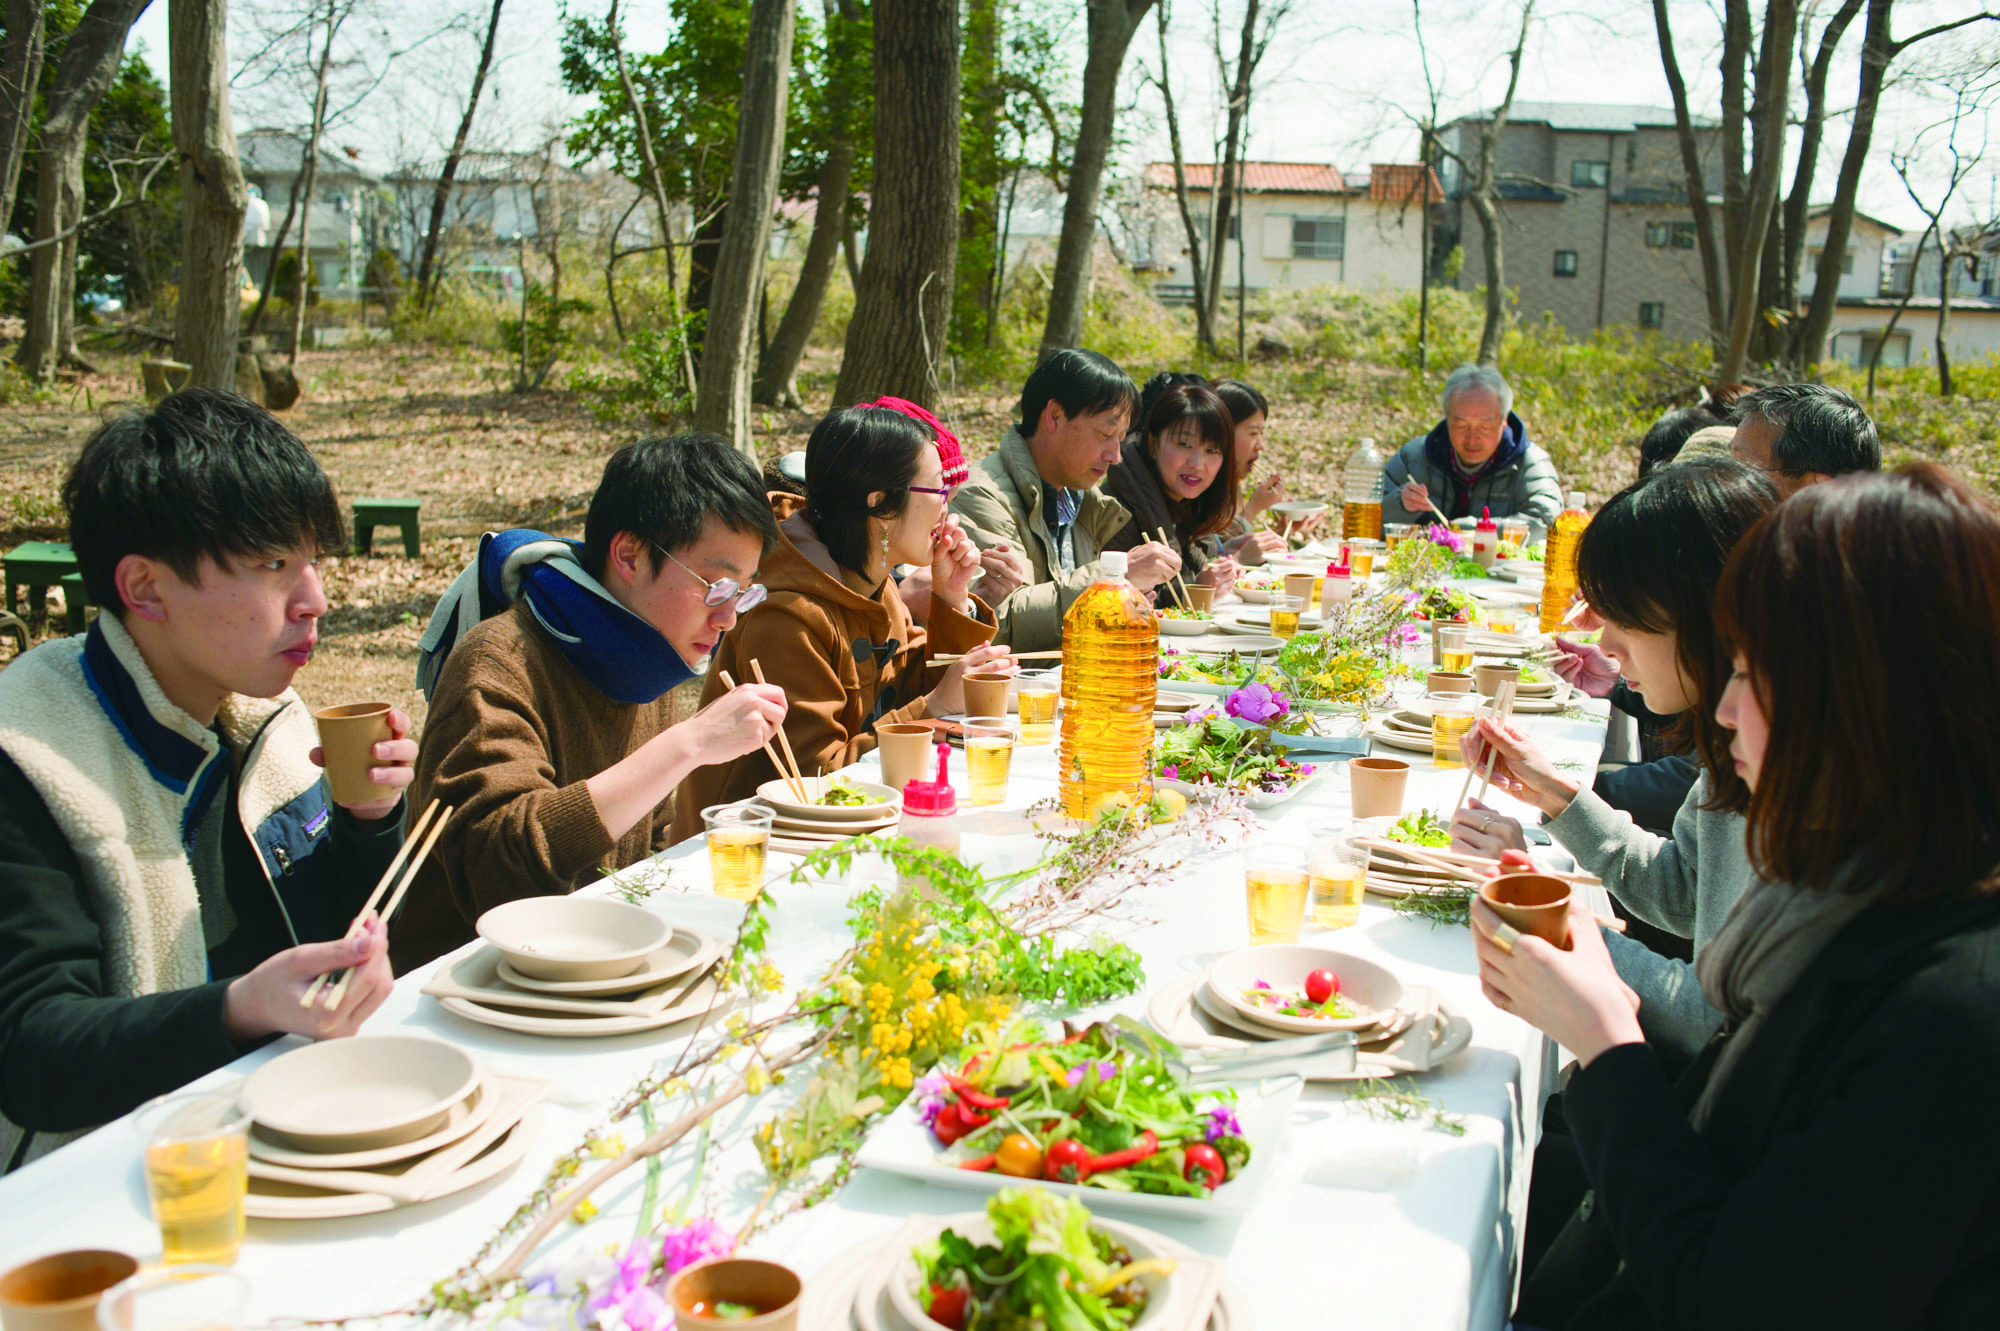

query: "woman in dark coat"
(1104, 382), (1240, 606)
(1473, 463), (2000, 1330)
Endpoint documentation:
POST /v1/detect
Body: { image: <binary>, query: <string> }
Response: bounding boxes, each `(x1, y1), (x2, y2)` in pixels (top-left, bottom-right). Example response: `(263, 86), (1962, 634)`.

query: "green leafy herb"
(1386, 808), (1452, 848)
(1346, 1077), (1467, 1135)
(1390, 885), (1476, 927)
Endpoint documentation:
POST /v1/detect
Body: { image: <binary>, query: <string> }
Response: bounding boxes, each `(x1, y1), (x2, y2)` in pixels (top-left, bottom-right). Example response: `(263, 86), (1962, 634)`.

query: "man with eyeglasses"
(1726, 382), (1879, 497)
(390, 434), (787, 970)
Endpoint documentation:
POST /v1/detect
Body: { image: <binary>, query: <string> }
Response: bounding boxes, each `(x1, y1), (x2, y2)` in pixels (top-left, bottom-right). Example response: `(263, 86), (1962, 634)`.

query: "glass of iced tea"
(1437, 623), (1473, 673)
(702, 803), (773, 901)
(1430, 694), (1477, 769)
(1483, 600), (1519, 636)
(95, 1264), (251, 1331)
(133, 1093), (250, 1267)
(962, 717), (1016, 805)
(1500, 519), (1530, 547)
(1243, 844), (1310, 945)
(1309, 828), (1370, 930)
(1268, 594), (1303, 640)
(1016, 686), (1058, 745)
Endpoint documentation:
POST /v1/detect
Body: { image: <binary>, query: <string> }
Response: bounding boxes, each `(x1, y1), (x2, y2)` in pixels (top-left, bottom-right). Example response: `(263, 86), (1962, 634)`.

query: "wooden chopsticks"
(1353, 835), (1603, 889)
(931, 649), (1062, 665)
(300, 798), (453, 1012)
(1152, 528), (1194, 608)
(721, 662), (808, 801)
(1454, 679), (1517, 815)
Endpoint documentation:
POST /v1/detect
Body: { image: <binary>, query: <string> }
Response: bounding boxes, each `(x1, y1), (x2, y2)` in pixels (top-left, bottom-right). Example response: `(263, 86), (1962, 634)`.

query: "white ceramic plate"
(759, 805), (901, 837)
(1365, 720), (1438, 755)
(247, 1075), (495, 1170)
(437, 970), (725, 1037)
(852, 1077), (1300, 1221)
(756, 776), (899, 822)
(244, 1106), (539, 1220)
(1160, 616), (1219, 636)
(1224, 606), (1322, 630)
(476, 896), (671, 982)
(1206, 943), (1407, 1035)
(1242, 769), (1323, 810)
(494, 927), (724, 996)
(1269, 500), (1327, 521)
(1233, 586), (1271, 604)
(241, 1036), (480, 1153)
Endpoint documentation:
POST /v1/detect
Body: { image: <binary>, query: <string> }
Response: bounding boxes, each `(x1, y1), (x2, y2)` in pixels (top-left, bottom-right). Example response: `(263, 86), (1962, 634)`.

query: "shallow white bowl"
(240, 1035), (480, 1153)
(755, 775), (899, 822)
(1206, 943), (1407, 1035)
(476, 896), (672, 982)
(1159, 617), (1216, 636)
(887, 1208), (1177, 1330)
(1269, 500), (1328, 521)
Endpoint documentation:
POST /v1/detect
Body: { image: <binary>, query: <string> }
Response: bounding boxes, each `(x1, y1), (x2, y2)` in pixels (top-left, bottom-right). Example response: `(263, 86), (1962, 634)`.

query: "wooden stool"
(352, 497), (423, 557)
(60, 572), (93, 634)
(4, 541), (78, 624)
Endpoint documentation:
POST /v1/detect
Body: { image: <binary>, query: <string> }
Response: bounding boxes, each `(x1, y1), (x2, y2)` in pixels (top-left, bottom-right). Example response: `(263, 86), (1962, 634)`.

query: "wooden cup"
(1425, 670), (1473, 696)
(312, 702), (395, 806)
(961, 672), (1012, 719)
(1283, 572), (1318, 611)
(1347, 757), (1410, 819)
(0, 1251), (138, 1331)
(1185, 584), (1215, 613)
(1475, 662), (1521, 697)
(875, 723), (936, 795)
(667, 1258), (802, 1330)
(1481, 872), (1573, 949)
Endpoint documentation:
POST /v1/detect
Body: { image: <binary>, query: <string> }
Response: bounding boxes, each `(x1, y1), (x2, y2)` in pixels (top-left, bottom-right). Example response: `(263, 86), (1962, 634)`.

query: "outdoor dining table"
(0, 607), (1613, 1331)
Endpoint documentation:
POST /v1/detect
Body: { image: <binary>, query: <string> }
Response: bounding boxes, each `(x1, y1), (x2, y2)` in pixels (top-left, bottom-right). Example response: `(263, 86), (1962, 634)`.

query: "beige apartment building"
(1438, 102), (1727, 344)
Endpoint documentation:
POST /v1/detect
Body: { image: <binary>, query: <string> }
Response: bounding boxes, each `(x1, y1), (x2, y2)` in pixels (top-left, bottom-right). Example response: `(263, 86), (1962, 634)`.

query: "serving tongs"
(1105, 1019), (1357, 1085)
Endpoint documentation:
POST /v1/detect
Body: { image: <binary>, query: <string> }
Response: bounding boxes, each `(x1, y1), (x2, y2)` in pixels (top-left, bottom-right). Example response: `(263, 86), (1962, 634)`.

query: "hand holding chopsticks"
(299, 798), (453, 1013)
(721, 663), (809, 801)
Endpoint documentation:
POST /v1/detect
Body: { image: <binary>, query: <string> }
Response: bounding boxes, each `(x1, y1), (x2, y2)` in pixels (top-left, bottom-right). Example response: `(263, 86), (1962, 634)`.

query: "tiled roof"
(1369, 163), (1443, 205)
(1143, 161), (1348, 193)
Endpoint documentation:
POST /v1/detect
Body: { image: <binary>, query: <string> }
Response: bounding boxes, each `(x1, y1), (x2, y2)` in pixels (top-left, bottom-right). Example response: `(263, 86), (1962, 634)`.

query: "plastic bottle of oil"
(1342, 436), (1384, 541)
(1538, 492), (1590, 633)
(1059, 550), (1159, 819)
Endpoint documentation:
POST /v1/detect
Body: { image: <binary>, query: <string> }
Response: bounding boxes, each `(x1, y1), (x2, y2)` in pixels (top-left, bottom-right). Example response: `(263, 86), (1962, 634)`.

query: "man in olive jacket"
(951, 350), (1182, 650)
(1382, 362), (1562, 534)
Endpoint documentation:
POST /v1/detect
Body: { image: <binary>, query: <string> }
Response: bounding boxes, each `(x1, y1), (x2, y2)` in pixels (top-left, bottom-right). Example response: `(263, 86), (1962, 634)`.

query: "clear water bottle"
(1342, 437), (1384, 541)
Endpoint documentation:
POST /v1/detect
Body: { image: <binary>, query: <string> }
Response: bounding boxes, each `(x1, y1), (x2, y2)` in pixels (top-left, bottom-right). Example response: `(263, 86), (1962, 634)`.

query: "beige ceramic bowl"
(889, 1212), (1176, 1329)
(754, 776), (899, 822)
(240, 1035), (479, 1152)
(476, 896), (671, 982)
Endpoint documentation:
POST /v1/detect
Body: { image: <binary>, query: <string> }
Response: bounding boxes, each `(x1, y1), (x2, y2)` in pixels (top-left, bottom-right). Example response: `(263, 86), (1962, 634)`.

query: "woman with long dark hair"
(1480, 464), (2000, 1327)
(673, 400), (1014, 828)
(1210, 379), (1294, 563)
(1105, 383), (1241, 604)
(1452, 458), (1776, 1059)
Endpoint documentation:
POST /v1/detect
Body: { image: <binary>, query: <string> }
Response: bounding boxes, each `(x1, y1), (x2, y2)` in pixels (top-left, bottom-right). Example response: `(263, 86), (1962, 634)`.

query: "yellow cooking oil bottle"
(1059, 550), (1159, 819)
(1538, 491), (1591, 633)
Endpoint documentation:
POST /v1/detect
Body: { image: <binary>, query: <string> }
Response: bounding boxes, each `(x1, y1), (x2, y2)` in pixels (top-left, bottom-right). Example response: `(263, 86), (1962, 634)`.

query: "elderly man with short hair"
(1728, 382), (1879, 497)
(1381, 363), (1562, 533)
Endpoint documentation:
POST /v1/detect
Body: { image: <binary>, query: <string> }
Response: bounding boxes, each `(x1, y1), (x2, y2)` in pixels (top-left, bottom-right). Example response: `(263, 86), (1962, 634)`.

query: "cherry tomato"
(1044, 1138), (1092, 1184)
(995, 1133), (1045, 1178)
(926, 1284), (969, 1329)
(1184, 1143), (1226, 1190)
(1305, 968), (1340, 1005)
(931, 1102), (971, 1145)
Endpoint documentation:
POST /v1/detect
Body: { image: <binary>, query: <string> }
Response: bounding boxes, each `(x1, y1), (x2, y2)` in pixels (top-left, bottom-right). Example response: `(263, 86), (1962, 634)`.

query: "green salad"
(1157, 650), (1282, 689)
(1414, 587), (1477, 621)
(913, 1189), (1166, 1331)
(1158, 606), (1214, 621)
(1386, 808), (1451, 848)
(818, 775), (875, 807)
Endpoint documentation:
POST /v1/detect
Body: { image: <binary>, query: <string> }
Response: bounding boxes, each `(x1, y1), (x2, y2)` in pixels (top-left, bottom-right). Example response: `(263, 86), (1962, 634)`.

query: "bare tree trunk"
(1652, 0), (1727, 352)
(416, 0), (505, 312)
(754, 143), (852, 406)
(691, 0), (795, 454)
(1718, 0), (1797, 384)
(954, 0), (1002, 348)
(1154, 0), (1210, 350)
(836, 0), (961, 407)
(1038, 0), (1152, 358)
(1797, 2), (1998, 369)
(171, 0), (248, 389)
(1937, 246), (1956, 396)
(19, 0), (152, 381)
(1470, 0), (1533, 367)
(606, 0), (696, 405)
(1718, 0), (1750, 280)
(0, 0), (44, 234)
(1197, 0), (1257, 348)
(1779, 0), (1863, 358)
(288, 0), (341, 367)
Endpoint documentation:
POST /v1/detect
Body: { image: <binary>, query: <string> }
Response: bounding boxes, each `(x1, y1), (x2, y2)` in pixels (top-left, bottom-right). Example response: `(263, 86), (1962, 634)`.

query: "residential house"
(1139, 161), (1441, 299)
(1800, 206), (1900, 301)
(1437, 101), (1725, 343)
(238, 129), (390, 297)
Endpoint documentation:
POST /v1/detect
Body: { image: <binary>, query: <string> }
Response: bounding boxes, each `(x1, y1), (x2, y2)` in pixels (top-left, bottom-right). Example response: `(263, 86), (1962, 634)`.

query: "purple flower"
(1225, 682), (1289, 725)
(1182, 703), (1221, 724)
(1162, 763), (1179, 780)
(1387, 624), (1422, 648)
(915, 1070), (950, 1127)
(1065, 1060), (1118, 1087)
(1426, 524), (1467, 554)
(659, 1218), (735, 1276)
(1252, 979), (1273, 990)
(1204, 1105), (1243, 1142)
(588, 1242), (657, 1314)
(615, 1283), (671, 1331)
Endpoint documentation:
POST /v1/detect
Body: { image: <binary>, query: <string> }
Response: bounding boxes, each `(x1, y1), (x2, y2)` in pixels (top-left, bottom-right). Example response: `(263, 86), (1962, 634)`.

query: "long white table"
(0, 639), (1610, 1331)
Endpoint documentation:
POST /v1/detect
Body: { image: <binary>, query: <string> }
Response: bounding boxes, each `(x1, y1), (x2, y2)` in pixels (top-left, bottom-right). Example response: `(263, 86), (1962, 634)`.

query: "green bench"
(352, 497), (424, 558)
(3, 541), (78, 624)
(61, 572), (94, 634)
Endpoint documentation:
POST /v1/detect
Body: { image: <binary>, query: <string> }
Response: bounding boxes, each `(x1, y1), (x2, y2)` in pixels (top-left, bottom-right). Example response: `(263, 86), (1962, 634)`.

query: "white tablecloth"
(0, 652), (1610, 1331)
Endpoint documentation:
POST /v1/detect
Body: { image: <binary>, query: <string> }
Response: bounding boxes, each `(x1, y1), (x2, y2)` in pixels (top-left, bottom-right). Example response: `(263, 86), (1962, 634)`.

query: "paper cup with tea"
(876, 723), (936, 794)
(1480, 872), (1573, 949)
(1475, 662), (1521, 697)
(1425, 670), (1473, 696)
(1347, 756), (1409, 819)
(961, 673), (1012, 719)
(312, 702), (395, 805)
(0, 1252), (139, 1331)
(1185, 584), (1215, 613)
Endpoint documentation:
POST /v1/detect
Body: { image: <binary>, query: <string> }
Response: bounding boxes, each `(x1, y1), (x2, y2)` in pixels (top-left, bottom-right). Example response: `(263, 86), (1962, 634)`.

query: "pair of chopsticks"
(931, 648), (1061, 665)
(720, 660), (808, 801)
(1151, 528), (1194, 608)
(1354, 836), (1617, 928)
(300, 798), (452, 1012)
(1454, 679), (1518, 814)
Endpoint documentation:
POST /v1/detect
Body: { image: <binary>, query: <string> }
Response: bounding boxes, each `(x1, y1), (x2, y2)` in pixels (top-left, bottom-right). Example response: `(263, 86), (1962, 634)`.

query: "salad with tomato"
(1241, 969), (1365, 1021)
(913, 1188), (1165, 1331)
(920, 1025), (1249, 1199)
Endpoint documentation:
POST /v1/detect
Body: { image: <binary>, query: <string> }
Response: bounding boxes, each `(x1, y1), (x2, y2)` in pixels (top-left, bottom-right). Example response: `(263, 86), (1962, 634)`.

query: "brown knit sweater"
(391, 603), (703, 971)
(671, 493), (994, 840)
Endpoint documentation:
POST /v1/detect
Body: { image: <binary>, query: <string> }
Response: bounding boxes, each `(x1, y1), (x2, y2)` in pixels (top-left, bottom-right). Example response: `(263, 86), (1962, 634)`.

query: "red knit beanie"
(863, 396), (967, 490)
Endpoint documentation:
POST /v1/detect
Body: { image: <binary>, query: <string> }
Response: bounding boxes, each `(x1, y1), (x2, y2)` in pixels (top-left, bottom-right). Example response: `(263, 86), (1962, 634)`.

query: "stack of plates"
(754, 777), (900, 851)
(236, 1036), (545, 1218)
(1358, 838), (1473, 900)
(1366, 708), (1443, 755)
(799, 1213), (1240, 1331)
(425, 898), (730, 1036)
(1220, 605), (1322, 634)
(1147, 944), (1472, 1078)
